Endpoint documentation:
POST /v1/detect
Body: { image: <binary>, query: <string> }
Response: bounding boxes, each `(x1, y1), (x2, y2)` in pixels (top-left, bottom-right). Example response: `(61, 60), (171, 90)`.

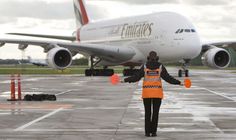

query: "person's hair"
(147, 51), (159, 61)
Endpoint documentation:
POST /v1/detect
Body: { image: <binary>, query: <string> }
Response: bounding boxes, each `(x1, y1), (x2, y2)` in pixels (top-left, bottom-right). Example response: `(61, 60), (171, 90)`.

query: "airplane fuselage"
(77, 12), (202, 66)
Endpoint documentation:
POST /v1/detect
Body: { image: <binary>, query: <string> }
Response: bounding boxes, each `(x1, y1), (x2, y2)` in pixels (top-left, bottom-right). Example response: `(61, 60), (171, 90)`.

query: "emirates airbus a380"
(0, 0), (235, 77)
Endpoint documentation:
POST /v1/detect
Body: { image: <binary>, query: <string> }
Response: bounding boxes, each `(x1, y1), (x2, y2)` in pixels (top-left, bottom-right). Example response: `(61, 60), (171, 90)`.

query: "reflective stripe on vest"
(142, 64), (164, 99)
(143, 65), (162, 81)
(143, 85), (162, 88)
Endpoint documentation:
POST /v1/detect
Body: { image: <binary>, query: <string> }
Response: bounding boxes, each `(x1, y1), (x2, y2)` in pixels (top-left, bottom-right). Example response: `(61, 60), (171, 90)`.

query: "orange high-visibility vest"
(142, 65), (164, 99)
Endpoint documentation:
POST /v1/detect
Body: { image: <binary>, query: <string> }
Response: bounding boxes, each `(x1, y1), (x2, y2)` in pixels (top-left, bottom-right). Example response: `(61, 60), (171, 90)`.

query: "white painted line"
(15, 108), (64, 131)
(17, 128), (236, 132)
(56, 90), (72, 96)
(207, 118), (224, 134)
(201, 87), (235, 102)
(0, 129), (15, 132)
(158, 123), (195, 126)
(75, 107), (127, 110)
(0, 113), (11, 115)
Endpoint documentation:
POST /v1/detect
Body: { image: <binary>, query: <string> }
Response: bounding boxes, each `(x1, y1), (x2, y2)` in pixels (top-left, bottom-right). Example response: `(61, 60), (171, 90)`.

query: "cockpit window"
(179, 29), (184, 33)
(185, 29), (191, 32)
(191, 29), (196, 32)
(175, 29), (180, 33)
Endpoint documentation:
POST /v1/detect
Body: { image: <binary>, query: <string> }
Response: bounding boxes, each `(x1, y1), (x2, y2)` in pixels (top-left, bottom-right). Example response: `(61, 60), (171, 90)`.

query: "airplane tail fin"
(73, 0), (90, 26)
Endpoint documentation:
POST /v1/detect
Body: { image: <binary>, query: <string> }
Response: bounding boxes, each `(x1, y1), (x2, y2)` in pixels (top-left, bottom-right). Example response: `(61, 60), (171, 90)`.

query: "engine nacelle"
(201, 47), (231, 69)
(47, 47), (72, 70)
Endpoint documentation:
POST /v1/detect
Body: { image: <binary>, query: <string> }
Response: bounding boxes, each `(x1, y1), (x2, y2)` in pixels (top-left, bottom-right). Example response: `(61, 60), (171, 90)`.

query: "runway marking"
(158, 123), (196, 126)
(201, 87), (235, 102)
(0, 113), (10, 115)
(75, 107), (127, 110)
(15, 108), (64, 131)
(207, 118), (224, 134)
(17, 128), (236, 133)
(56, 90), (72, 96)
(0, 103), (72, 110)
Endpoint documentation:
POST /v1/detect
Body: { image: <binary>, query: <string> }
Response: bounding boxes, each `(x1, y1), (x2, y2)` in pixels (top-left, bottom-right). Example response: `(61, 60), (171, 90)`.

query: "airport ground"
(0, 67), (235, 140)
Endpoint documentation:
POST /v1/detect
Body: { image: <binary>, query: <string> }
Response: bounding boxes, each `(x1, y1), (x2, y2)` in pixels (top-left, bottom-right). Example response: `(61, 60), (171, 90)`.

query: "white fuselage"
(77, 12), (202, 66)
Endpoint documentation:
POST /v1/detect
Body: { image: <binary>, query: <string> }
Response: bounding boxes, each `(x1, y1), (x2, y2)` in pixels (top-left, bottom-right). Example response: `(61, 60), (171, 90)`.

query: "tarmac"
(0, 67), (236, 140)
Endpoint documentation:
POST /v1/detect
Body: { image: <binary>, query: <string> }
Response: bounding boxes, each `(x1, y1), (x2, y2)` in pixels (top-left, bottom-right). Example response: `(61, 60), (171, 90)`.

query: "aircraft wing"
(7, 33), (76, 41)
(0, 38), (136, 62)
(202, 41), (236, 51)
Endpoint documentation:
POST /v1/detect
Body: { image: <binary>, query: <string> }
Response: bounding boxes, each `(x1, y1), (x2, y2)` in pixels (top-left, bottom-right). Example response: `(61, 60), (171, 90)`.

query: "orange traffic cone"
(8, 74), (16, 101)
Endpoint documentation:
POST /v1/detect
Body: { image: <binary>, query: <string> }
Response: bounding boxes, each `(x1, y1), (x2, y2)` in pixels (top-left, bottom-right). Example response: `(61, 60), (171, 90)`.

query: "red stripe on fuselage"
(78, 0), (89, 25)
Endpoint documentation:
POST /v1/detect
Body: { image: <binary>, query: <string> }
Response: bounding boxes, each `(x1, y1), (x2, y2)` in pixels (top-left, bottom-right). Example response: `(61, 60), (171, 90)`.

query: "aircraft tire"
(85, 69), (92, 76)
(85, 69), (114, 76)
(178, 70), (182, 77)
(185, 70), (189, 77)
(123, 69), (139, 76)
(102, 69), (113, 76)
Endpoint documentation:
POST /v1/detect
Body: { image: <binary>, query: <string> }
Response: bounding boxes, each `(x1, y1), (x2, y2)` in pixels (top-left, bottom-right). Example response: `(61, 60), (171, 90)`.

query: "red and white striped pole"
(17, 74), (22, 100)
(8, 74), (16, 101)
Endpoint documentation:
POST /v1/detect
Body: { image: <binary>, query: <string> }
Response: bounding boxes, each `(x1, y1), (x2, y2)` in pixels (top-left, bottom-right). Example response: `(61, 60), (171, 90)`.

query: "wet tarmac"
(0, 68), (235, 140)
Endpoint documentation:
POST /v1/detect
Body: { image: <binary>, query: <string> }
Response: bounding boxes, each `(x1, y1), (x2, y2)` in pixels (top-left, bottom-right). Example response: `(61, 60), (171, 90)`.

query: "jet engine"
(47, 47), (72, 70)
(201, 47), (231, 69)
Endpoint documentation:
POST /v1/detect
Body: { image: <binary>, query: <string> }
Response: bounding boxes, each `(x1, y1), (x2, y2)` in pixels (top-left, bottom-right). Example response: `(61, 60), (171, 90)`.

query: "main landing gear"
(85, 56), (114, 76)
(178, 59), (190, 77)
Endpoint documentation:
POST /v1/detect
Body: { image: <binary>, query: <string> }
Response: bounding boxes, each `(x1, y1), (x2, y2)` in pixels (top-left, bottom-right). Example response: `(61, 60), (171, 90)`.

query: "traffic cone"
(8, 74), (16, 101)
(17, 74), (22, 100)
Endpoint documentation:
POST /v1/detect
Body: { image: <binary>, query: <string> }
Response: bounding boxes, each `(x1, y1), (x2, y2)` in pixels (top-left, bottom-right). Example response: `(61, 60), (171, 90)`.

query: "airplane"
(0, 0), (235, 77)
(27, 56), (47, 67)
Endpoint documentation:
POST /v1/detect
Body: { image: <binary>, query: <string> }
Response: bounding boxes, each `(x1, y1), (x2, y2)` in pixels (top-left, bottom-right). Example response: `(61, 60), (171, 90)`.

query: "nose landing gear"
(178, 59), (190, 77)
(178, 68), (189, 77)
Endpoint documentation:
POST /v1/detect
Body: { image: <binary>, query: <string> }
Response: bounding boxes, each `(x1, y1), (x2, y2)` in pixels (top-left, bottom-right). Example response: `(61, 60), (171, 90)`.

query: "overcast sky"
(0, 0), (235, 59)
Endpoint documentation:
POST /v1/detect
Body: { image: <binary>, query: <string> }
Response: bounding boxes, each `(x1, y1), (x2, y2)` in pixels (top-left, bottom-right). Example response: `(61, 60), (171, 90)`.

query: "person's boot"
(145, 133), (151, 137)
(151, 133), (157, 137)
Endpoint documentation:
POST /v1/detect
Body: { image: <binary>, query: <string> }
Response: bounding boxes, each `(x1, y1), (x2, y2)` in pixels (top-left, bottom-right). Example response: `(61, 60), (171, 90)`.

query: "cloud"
(182, 0), (232, 5)
(0, 0), (74, 22)
(0, 17), (17, 24)
(91, 0), (180, 4)
(0, 0), (115, 24)
(0, 0), (236, 59)
(90, 0), (234, 5)
(0, 0), (235, 40)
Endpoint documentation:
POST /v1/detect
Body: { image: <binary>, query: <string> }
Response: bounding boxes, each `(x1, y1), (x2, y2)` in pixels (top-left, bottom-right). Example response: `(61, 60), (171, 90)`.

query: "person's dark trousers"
(143, 98), (162, 136)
